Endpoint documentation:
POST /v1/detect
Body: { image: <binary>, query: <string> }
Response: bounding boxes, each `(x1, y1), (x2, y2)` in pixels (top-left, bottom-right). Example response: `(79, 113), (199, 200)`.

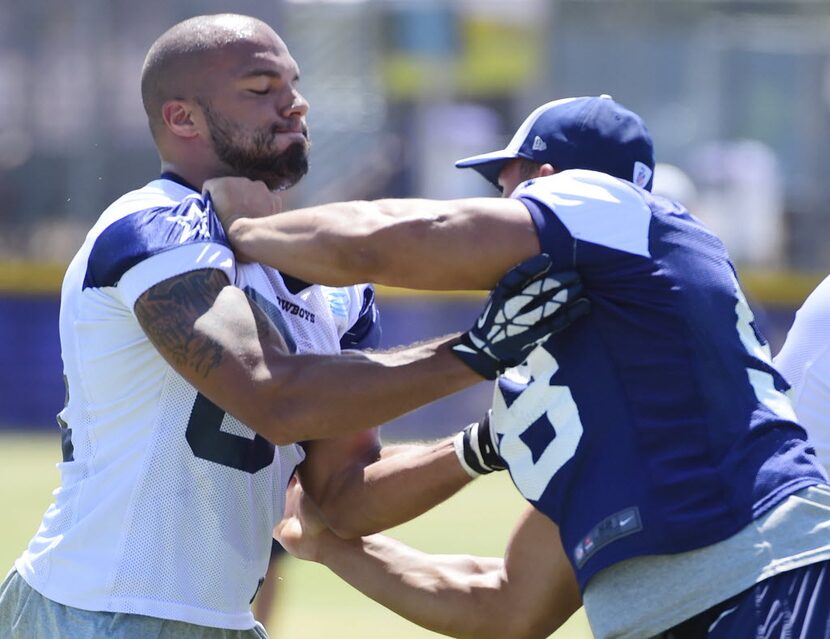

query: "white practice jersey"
(15, 176), (377, 630)
(775, 274), (830, 474)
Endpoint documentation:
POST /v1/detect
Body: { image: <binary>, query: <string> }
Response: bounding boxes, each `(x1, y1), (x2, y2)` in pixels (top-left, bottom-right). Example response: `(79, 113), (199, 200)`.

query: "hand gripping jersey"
(14, 175), (380, 630)
(492, 169), (827, 589)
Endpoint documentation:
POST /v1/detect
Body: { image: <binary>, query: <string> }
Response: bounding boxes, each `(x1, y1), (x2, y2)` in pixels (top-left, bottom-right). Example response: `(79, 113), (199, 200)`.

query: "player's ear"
(539, 163), (557, 178)
(162, 99), (201, 140)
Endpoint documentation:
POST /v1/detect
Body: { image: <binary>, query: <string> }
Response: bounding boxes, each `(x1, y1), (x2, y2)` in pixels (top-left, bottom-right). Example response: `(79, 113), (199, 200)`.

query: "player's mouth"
(272, 122), (308, 141)
(274, 131), (307, 144)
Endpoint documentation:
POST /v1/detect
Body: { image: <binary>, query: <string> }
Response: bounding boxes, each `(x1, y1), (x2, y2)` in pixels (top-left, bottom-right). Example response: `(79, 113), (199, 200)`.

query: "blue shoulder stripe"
(83, 198), (230, 290)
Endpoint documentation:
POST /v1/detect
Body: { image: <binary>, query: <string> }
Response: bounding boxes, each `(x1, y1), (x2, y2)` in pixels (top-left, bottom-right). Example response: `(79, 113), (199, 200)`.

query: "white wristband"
(453, 430), (482, 479)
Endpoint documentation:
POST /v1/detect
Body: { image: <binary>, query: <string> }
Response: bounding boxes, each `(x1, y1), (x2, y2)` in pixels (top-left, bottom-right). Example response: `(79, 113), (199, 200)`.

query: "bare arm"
(278, 500), (581, 639)
(205, 177), (539, 290)
(300, 433), (474, 538)
(134, 268), (479, 445)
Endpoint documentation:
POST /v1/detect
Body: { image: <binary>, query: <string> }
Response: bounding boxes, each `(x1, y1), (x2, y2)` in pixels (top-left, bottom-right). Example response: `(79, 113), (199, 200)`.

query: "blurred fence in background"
(3, 0), (830, 267)
(3, 0), (830, 435)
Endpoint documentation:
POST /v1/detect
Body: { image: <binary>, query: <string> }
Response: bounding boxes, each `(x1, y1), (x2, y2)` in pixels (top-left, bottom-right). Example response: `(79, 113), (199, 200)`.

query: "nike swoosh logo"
(477, 302), (492, 329)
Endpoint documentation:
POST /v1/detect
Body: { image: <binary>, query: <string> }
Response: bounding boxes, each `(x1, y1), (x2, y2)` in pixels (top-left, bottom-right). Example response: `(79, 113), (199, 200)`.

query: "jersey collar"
(160, 171), (199, 193)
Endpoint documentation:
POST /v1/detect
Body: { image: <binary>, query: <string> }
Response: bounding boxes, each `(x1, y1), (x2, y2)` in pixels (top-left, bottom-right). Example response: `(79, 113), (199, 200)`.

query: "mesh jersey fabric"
(775, 274), (830, 474)
(15, 177), (375, 630)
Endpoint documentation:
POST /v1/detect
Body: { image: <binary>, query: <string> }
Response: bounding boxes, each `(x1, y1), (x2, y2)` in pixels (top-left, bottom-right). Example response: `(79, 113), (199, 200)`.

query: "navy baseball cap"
(455, 95), (655, 191)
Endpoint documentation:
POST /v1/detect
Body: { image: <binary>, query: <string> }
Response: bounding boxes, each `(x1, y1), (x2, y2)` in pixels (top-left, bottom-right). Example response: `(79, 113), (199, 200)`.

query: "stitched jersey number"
(184, 286), (288, 473)
(185, 393), (275, 474)
(491, 347), (583, 501)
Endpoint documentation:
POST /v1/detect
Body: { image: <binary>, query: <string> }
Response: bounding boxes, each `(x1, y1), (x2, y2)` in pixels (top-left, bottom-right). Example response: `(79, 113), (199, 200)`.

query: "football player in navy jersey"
(210, 95), (830, 638)
(0, 15), (587, 639)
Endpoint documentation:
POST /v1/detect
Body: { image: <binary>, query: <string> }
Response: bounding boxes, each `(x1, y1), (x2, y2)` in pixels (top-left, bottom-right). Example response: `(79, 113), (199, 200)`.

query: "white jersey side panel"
(775, 274), (830, 473)
(15, 178), (367, 629)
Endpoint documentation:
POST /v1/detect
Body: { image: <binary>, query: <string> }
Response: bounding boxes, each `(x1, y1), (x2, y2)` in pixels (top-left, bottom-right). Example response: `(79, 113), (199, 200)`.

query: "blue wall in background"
(0, 295), (63, 429)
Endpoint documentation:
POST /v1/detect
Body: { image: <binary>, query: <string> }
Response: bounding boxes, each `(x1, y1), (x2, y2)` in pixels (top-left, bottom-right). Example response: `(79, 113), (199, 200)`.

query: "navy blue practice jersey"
(492, 169), (827, 589)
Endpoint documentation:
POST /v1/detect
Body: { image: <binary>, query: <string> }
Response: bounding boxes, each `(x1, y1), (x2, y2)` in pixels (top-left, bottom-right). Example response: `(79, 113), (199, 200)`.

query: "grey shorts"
(0, 570), (269, 639)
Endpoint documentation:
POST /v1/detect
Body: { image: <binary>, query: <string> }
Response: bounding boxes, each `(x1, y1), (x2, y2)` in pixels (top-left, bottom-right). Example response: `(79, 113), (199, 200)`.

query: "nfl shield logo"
(633, 161), (653, 188)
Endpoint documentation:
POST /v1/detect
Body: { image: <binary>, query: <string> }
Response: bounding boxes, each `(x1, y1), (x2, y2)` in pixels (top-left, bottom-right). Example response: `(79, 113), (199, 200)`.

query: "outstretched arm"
(278, 494), (582, 639)
(299, 433), (474, 538)
(135, 268), (477, 445)
(205, 177), (539, 290)
(300, 408), (511, 537)
(135, 253), (578, 445)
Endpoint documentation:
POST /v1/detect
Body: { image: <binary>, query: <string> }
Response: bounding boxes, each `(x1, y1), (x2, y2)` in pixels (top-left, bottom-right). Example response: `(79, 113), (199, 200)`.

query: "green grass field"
(0, 432), (593, 638)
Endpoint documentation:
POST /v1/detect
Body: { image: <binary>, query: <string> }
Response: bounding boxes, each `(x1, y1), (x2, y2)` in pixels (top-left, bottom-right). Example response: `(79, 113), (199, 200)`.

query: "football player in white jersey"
(775, 275), (830, 475)
(208, 96), (830, 639)
(0, 15), (588, 639)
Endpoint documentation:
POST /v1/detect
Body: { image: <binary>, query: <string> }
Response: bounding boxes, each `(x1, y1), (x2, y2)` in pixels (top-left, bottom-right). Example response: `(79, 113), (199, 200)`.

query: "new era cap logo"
(532, 136), (547, 152)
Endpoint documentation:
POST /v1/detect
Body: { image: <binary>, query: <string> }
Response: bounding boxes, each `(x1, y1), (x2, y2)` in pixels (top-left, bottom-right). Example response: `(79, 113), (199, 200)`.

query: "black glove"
(452, 254), (590, 379)
(453, 411), (505, 477)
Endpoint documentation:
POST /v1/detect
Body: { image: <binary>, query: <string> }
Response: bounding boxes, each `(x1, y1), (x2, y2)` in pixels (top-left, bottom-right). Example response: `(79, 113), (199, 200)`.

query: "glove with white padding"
(451, 254), (590, 380)
(453, 410), (505, 477)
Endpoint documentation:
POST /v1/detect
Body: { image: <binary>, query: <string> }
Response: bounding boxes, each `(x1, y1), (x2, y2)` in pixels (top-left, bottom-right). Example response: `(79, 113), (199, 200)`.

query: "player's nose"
(283, 89), (309, 118)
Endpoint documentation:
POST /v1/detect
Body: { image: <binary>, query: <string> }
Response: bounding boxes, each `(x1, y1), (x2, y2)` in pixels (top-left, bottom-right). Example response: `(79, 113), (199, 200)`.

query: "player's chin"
(262, 147), (309, 190)
(286, 139), (310, 163)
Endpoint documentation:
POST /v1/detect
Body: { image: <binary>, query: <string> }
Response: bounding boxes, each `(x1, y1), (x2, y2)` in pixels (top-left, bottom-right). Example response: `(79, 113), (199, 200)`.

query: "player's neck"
(158, 160), (214, 192)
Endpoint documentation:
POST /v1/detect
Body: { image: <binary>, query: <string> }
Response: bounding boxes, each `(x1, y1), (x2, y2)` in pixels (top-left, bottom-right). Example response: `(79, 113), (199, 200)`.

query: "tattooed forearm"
(135, 269), (228, 378)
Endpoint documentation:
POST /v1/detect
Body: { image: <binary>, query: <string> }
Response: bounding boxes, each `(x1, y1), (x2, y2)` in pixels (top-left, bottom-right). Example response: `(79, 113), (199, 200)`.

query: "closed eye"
(248, 88), (270, 95)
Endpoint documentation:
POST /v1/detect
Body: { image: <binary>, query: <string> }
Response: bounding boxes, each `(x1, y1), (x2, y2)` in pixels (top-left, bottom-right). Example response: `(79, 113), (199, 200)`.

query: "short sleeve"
(514, 170), (653, 270)
(516, 194), (576, 271)
(82, 195), (237, 310)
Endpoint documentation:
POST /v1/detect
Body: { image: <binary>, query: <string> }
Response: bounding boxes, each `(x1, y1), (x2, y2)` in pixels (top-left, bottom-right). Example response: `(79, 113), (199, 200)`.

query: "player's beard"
(199, 99), (310, 191)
